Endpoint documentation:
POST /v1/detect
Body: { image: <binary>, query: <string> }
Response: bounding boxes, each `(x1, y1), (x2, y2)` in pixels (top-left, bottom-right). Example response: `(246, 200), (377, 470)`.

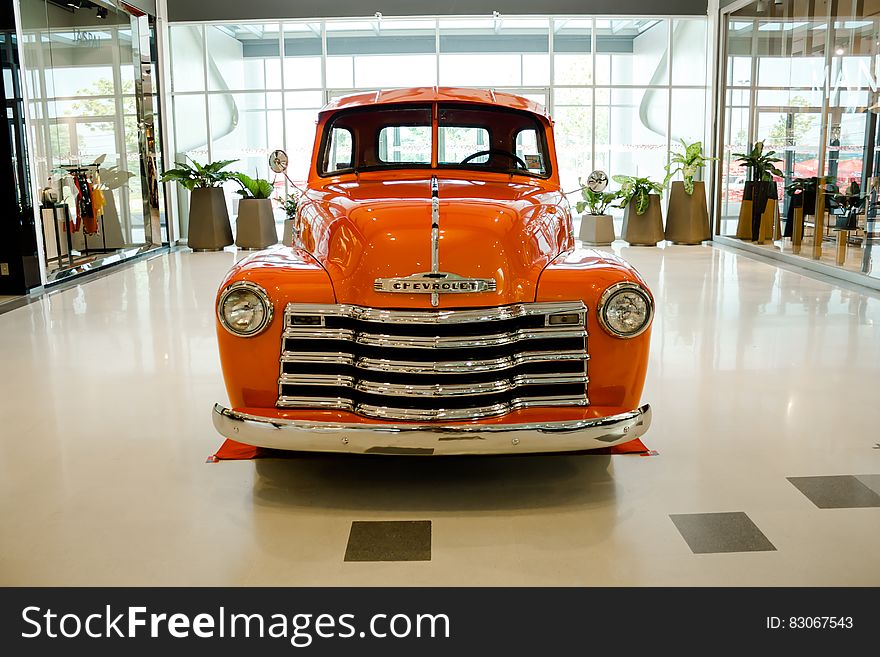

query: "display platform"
(208, 437), (653, 461)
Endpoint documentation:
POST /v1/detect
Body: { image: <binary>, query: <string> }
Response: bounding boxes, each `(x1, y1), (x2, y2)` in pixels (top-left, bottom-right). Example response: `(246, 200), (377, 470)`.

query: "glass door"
(130, 12), (162, 248)
(754, 105), (822, 241)
(18, 0), (165, 282)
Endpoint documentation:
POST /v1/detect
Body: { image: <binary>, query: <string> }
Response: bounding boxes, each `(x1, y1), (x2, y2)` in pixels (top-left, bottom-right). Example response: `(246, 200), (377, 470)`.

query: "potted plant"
(280, 192), (300, 246)
(160, 158), (237, 251)
(663, 140), (715, 244)
(827, 181), (865, 232)
(575, 182), (620, 245)
(732, 142), (783, 242)
(827, 181), (865, 265)
(233, 173), (277, 250)
(282, 194), (299, 220)
(784, 176), (826, 253)
(614, 174), (665, 246)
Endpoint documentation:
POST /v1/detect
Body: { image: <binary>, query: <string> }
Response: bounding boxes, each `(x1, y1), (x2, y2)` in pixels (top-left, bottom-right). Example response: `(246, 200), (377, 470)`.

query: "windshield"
(319, 103), (550, 178)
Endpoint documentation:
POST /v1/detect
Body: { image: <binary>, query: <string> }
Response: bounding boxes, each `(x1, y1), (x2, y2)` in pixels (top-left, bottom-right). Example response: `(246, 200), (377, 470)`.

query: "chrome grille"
(277, 302), (589, 421)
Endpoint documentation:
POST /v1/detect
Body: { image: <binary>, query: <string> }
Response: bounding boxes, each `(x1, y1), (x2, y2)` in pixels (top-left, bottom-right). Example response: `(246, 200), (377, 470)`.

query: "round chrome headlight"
(217, 282), (273, 337)
(598, 282), (653, 339)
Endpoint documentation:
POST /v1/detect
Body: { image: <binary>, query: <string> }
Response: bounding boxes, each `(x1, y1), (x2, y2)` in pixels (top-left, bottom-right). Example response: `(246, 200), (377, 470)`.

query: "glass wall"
(19, 0), (165, 281)
(718, 0), (880, 281)
(167, 15), (709, 237)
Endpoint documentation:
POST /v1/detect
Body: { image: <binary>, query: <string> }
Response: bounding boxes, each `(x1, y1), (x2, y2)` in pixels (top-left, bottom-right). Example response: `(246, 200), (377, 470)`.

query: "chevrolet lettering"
(375, 273), (497, 294)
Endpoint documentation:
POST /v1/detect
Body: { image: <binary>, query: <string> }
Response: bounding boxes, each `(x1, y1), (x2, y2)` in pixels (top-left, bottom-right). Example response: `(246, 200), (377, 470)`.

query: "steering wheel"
(460, 149), (528, 170)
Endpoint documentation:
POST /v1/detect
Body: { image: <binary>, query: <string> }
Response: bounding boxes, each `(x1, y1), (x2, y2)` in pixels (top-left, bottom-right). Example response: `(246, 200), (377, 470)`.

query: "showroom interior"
(0, 0), (878, 586)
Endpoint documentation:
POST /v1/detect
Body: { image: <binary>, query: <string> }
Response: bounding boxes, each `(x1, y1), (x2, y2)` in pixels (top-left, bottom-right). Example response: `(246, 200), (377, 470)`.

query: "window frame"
(316, 102), (553, 179)
(322, 125), (355, 175)
(513, 126), (549, 176)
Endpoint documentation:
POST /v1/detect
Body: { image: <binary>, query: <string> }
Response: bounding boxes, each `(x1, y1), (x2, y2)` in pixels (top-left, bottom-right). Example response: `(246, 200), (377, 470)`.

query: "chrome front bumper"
(212, 403), (651, 455)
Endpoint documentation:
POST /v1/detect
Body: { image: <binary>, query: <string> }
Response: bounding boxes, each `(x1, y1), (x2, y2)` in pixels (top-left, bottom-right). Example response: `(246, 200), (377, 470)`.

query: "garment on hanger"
(60, 176), (77, 232)
(82, 178), (99, 235)
(67, 174), (82, 232)
(91, 173), (106, 219)
(76, 172), (96, 234)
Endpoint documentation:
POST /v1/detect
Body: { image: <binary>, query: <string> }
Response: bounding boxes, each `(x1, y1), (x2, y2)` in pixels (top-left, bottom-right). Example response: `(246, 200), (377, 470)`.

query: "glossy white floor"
(1, 244), (878, 586)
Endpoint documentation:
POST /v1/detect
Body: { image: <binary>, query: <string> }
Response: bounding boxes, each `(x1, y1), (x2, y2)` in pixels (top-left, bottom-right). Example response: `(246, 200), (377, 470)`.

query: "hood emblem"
(374, 272), (497, 298)
(373, 176), (496, 306)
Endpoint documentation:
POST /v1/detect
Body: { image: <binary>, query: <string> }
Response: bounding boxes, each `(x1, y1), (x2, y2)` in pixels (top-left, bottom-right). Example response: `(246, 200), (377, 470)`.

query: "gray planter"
(621, 194), (664, 246)
(188, 187), (233, 251)
(235, 198), (278, 250)
(282, 218), (296, 246)
(664, 181), (710, 244)
(578, 213), (615, 245)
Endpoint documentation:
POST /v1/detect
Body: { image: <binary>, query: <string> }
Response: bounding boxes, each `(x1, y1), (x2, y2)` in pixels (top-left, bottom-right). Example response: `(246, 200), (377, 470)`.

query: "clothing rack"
(41, 202), (75, 270)
(55, 163), (109, 254)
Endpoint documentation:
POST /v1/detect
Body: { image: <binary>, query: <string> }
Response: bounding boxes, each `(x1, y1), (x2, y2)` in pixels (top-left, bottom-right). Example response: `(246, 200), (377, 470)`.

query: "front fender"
(535, 247), (652, 410)
(216, 247), (336, 409)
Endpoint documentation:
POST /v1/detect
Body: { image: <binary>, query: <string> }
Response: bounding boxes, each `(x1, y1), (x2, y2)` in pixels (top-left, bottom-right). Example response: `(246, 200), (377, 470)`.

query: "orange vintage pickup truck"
(212, 87), (653, 455)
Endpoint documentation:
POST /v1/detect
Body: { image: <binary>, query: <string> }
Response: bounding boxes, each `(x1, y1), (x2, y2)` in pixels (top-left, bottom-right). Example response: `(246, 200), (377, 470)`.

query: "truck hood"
(299, 177), (572, 307)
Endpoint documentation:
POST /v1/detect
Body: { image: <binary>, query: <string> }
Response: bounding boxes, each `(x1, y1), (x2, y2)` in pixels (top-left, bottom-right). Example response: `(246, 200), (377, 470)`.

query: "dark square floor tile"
(670, 512), (776, 554)
(855, 475), (880, 496)
(787, 475), (880, 509)
(344, 520), (432, 562)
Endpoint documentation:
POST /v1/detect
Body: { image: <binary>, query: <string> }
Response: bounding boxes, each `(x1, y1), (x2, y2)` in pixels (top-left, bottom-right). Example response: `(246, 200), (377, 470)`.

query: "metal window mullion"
(322, 22), (335, 105)
(666, 19), (673, 191)
(111, 25), (132, 242)
(203, 26), (211, 163)
(435, 18), (440, 86)
(708, 0), (723, 234)
(548, 18), (555, 117)
(747, 19), (758, 155)
(520, 51), (524, 89)
(279, 24), (288, 196)
(813, 4), (835, 260)
(11, 2), (48, 285)
(156, 0), (176, 243)
(321, 21), (328, 97)
(591, 17), (596, 172)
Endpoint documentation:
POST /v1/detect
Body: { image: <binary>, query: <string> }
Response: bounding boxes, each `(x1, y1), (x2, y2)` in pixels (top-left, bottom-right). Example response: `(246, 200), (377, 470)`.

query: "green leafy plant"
(159, 158), (238, 191)
(733, 141), (783, 182)
(281, 193), (300, 219)
(785, 176), (833, 201)
(664, 140), (716, 195)
(613, 175), (663, 215)
(785, 176), (818, 196)
(575, 179), (621, 215)
(828, 181), (865, 230)
(233, 172), (274, 199)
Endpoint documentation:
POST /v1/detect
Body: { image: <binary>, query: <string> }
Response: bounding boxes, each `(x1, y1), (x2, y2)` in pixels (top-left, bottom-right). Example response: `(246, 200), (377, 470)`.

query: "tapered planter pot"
(784, 186), (816, 254)
(735, 181), (778, 242)
(621, 195), (664, 246)
(235, 198), (277, 250)
(578, 213), (615, 245)
(664, 181), (710, 244)
(282, 218), (296, 246)
(188, 187), (233, 251)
